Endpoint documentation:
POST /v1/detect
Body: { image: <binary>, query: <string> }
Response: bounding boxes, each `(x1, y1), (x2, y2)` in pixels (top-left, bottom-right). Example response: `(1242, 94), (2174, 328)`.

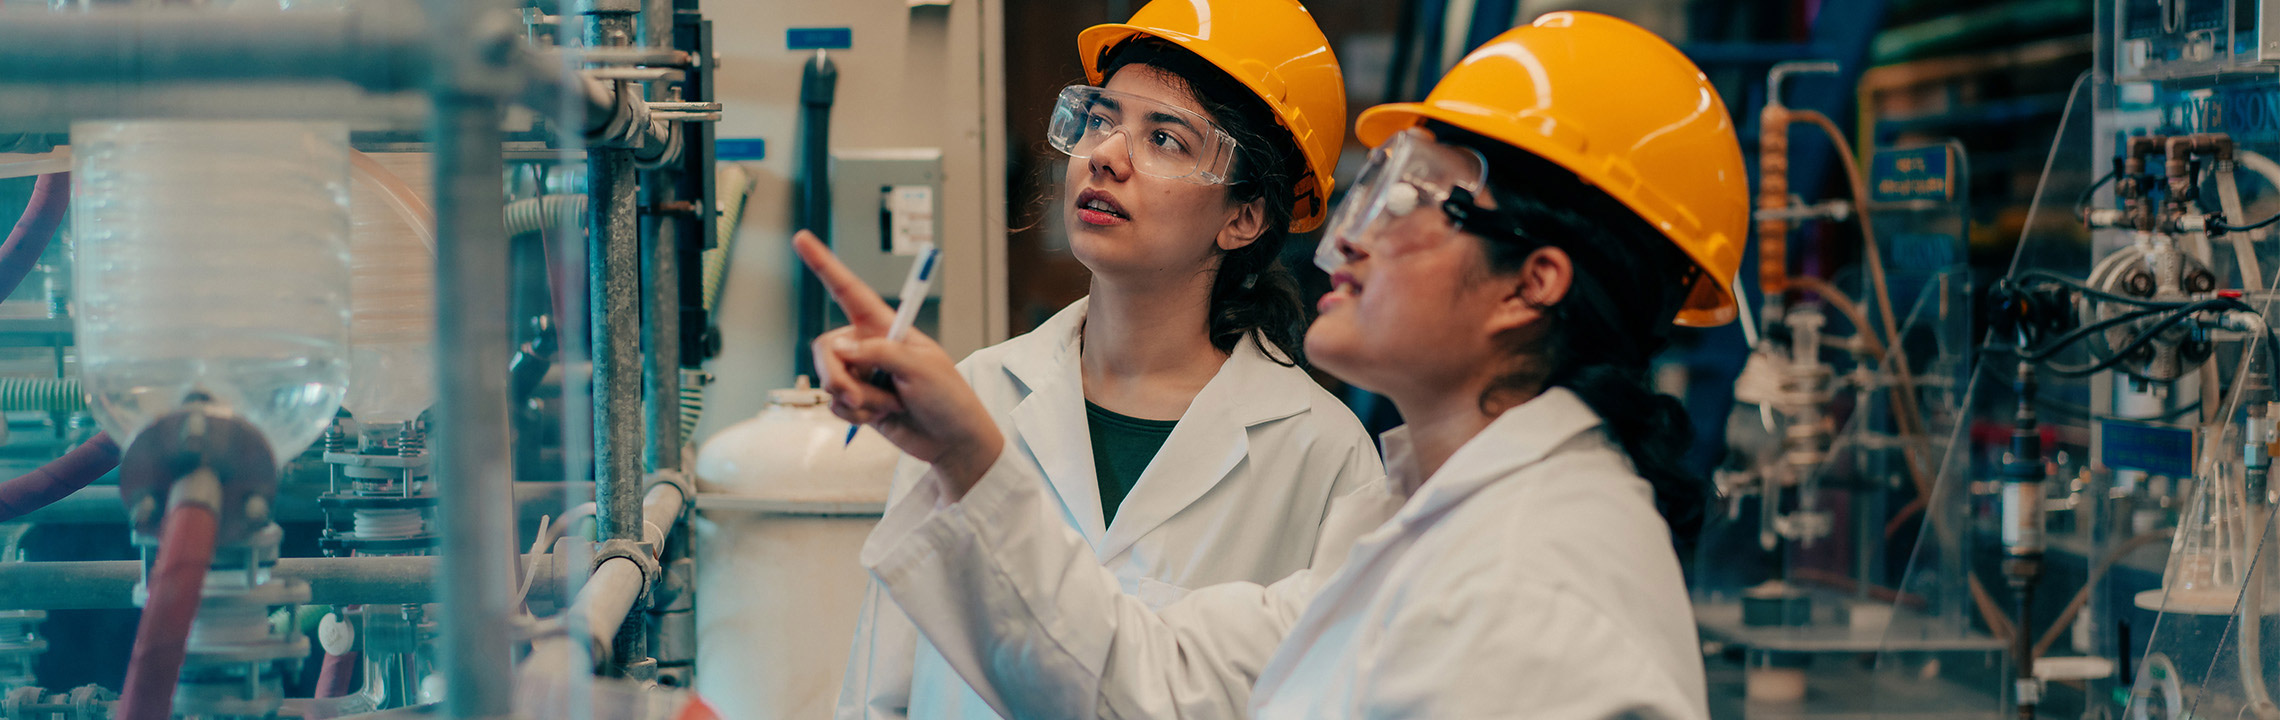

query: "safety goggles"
(1315, 127), (1540, 273)
(1047, 85), (1239, 185)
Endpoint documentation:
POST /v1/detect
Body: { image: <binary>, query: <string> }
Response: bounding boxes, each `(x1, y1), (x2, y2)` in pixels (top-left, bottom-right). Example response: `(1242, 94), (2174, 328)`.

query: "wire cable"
(2216, 211), (2280, 234)
(2076, 169), (2117, 223)
(2043, 298), (2249, 377)
(2009, 270), (2192, 309)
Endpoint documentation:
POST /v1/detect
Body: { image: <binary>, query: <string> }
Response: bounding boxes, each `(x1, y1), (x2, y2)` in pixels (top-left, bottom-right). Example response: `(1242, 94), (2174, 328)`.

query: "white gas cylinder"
(692, 376), (900, 720)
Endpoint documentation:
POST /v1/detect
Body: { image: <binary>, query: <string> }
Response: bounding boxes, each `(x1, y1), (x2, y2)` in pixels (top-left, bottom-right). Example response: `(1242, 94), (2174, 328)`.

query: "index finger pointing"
(792, 230), (896, 331)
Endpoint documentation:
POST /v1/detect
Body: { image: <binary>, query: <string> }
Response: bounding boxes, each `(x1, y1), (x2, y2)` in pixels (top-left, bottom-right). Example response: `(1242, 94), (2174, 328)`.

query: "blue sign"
(787, 27), (852, 50)
(2138, 82), (2280, 145)
(1869, 145), (1955, 203)
(2101, 419), (2196, 478)
(716, 138), (766, 161)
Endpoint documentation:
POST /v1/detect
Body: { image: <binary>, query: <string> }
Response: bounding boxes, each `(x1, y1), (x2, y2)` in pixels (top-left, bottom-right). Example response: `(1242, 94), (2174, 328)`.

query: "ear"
(1487, 246), (1573, 334)
(1216, 197), (1269, 251)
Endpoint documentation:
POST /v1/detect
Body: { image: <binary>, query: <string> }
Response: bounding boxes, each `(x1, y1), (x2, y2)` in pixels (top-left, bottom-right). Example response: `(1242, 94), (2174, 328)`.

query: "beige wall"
(696, 0), (1007, 445)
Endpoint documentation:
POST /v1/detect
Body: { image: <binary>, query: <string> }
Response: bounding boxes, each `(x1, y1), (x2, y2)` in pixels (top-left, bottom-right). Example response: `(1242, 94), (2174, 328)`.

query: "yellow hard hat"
(1354, 12), (1746, 327)
(1078, 0), (1346, 233)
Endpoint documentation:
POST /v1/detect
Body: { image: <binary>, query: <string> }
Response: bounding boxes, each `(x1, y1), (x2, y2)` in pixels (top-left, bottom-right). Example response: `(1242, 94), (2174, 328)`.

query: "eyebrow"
(1087, 96), (1121, 114)
(1147, 111), (1196, 132)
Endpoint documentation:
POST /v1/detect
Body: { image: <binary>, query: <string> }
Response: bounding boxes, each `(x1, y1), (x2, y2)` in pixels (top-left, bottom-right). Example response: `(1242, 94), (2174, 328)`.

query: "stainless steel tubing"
(0, 4), (426, 91)
(425, 0), (522, 716)
(0, 555), (564, 610)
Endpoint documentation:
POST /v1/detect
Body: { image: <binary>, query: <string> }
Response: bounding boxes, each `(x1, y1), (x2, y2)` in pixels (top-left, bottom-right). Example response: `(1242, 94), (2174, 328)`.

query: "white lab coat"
(836, 298), (1388, 720)
(860, 387), (1707, 719)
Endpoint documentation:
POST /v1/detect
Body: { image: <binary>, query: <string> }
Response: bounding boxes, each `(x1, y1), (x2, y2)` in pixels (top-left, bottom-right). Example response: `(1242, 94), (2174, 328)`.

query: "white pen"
(846, 242), (941, 446)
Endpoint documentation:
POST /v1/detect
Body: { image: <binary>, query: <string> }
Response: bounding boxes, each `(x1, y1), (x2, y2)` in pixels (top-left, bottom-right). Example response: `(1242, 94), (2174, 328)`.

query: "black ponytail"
(1438, 122), (1711, 543)
(1099, 40), (1310, 366)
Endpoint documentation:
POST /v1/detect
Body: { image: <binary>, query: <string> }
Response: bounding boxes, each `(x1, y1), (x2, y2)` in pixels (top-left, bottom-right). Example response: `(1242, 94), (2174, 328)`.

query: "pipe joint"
(587, 538), (660, 606)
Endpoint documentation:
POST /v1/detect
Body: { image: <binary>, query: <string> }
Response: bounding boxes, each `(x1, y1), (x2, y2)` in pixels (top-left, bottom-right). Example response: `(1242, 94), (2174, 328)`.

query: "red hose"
(314, 650), (359, 698)
(0, 172), (69, 300)
(116, 502), (219, 720)
(0, 432), (119, 523)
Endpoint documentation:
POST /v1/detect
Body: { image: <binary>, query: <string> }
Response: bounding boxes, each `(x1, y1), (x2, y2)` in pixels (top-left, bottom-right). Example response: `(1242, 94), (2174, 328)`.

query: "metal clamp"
(646, 470), (694, 510)
(588, 537), (661, 605)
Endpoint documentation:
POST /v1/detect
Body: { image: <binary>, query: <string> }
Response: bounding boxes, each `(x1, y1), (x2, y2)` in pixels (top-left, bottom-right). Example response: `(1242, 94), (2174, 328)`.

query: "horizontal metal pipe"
(0, 554), (564, 610)
(6, 482), (588, 526)
(574, 556), (646, 655)
(0, 5), (427, 91)
(641, 482), (685, 541)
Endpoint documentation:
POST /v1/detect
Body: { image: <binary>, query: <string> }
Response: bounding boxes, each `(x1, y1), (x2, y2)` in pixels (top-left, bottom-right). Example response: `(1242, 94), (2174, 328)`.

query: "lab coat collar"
(1382, 387), (1604, 526)
(999, 297), (1315, 559)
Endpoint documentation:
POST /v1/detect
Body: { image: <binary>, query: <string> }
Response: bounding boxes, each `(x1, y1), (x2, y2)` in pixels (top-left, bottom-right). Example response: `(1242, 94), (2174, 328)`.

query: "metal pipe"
(0, 554), (565, 610)
(573, 557), (646, 657)
(793, 51), (837, 379)
(0, 5), (426, 91)
(642, 170), (684, 473)
(7, 481), (587, 527)
(425, 0), (521, 716)
(641, 482), (685, 538)
(587, 2), (646, 547)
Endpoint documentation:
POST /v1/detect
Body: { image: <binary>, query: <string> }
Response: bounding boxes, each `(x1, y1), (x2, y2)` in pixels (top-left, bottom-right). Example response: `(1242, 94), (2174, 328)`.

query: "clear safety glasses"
(1314, 128), (1497, 273)
(1047, 85), (1240, 185)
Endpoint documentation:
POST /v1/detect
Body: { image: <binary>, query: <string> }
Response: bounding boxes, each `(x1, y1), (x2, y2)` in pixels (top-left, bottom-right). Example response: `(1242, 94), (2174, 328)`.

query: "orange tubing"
(1760, 105), (1792, 297)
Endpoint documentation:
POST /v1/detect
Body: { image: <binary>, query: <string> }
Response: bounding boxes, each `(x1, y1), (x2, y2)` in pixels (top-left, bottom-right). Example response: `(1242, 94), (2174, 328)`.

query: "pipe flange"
(116, 399), (278, 545)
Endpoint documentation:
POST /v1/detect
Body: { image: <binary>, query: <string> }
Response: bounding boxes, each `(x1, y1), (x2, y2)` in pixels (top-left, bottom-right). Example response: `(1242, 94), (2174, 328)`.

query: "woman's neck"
(1388, 378), (1538, 493)
(1080, 273), (1225, 418)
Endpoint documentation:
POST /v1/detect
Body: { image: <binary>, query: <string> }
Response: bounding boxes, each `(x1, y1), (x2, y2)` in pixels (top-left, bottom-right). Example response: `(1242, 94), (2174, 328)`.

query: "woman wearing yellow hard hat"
(832, 2), (1386, 718)
(803, 10), (1743, 719)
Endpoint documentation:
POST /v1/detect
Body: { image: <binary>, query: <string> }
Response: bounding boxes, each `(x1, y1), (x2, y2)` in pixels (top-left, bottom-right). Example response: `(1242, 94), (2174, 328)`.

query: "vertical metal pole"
(423, 0), (519, 717)
(587, 0), (646, 544)
(640, 3), (683, 474)
(642, 190), (683, 472)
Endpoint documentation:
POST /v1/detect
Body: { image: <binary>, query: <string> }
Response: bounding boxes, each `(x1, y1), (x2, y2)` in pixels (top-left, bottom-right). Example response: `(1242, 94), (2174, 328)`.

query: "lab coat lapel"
(1003, 299), (1110, 545)
(1095, 336), (1311, 562)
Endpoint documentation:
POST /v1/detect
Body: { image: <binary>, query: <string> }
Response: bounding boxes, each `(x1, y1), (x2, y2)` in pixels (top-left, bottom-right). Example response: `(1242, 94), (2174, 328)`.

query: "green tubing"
(0, 377), (83, 413)
(503, 194), (587, 239)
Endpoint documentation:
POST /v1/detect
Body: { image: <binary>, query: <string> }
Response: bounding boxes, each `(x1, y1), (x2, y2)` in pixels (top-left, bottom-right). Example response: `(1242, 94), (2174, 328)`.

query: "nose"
(1315, 234), (1368, 272)
(1088, 129), (1134, 181)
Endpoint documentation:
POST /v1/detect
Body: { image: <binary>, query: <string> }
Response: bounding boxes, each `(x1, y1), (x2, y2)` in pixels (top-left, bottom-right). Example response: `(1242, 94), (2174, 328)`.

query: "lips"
(1075, 188), (1129, 226)
(1318, 270), (1361, 313)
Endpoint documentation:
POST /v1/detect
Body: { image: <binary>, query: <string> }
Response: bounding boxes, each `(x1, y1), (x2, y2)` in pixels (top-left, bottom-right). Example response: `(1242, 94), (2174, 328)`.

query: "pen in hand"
(846, 242), (941, 446)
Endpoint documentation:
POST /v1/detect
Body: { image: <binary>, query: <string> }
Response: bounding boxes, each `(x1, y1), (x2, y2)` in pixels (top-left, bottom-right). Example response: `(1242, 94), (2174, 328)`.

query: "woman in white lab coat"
(804, 13), (1749, 719)
(833, 2), (1385, 718)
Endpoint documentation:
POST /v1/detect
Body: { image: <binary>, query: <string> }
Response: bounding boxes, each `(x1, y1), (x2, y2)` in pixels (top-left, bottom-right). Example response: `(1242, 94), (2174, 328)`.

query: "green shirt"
(1085, 400), (1180, 525)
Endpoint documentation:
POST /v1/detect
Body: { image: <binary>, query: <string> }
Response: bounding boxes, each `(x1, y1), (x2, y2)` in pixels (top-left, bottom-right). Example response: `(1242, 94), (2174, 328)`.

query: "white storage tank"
(692, 376), (899, 719)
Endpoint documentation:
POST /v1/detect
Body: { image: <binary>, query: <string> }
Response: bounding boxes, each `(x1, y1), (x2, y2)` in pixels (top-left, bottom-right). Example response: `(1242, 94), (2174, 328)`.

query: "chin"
(1303, 328), (1364, 380)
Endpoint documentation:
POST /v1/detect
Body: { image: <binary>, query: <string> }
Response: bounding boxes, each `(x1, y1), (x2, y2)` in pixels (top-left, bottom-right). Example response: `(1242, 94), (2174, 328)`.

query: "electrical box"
(2115, 0), (2280, 81)
(830, 147), (945, 301)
